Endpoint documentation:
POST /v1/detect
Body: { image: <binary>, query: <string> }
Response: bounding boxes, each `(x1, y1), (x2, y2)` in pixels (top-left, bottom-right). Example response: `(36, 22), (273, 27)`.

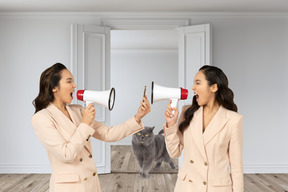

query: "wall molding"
(0, 12), (288, 19)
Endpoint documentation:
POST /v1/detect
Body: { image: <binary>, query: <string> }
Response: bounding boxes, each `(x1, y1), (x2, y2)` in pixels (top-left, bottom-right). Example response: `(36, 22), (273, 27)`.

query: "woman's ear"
(211, 84), (218, 93)
(52, 87), (57, 93)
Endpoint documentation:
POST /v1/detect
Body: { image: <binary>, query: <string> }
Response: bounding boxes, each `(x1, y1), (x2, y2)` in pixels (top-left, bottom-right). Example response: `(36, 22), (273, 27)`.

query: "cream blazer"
(164, 105), (243, 192)
(32, 103), (144, 192)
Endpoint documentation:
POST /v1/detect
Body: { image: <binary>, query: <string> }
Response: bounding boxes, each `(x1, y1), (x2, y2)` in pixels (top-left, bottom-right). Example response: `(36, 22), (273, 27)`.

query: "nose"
(192, 84), (195, 90)
(73, 82), (77, 88)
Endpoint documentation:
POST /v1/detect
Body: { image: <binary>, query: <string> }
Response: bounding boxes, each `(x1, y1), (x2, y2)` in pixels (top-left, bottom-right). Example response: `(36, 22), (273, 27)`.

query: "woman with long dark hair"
(164, 65), (243, 192)
(32, 63), (151, 192)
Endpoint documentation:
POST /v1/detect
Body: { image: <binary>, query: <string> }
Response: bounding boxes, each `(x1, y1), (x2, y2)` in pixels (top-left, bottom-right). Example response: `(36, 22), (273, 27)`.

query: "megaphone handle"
(170, 99), (178, 115)
(86, 101), (93, 108)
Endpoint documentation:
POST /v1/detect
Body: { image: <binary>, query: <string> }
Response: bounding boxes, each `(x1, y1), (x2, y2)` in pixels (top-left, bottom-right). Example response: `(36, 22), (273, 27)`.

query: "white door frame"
(177, 24), (211, 167)
(71, 24), (111, 174)
(104, 18), (211, 169)
(101, 18), (190, 30)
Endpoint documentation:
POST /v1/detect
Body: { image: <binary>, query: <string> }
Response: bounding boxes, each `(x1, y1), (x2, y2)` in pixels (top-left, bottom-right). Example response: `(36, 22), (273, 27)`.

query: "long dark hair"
(33, 63), (67, 113)
(179, 65), (238, 133)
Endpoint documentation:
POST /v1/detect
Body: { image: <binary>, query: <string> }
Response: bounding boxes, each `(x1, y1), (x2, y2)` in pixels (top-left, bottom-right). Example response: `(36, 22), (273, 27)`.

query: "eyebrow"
(195, 79), (201, 82)
(66, 78), (73, 81)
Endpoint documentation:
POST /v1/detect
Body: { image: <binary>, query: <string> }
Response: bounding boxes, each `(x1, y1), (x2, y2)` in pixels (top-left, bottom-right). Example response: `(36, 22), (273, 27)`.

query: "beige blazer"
(164, 105), (243, 192)
(32, 103), (144, 192)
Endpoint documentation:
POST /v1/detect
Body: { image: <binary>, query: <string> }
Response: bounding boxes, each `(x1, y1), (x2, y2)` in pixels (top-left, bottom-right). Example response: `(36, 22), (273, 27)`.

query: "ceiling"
(1, 0), (287, 50)
(0, 0), (288, 12)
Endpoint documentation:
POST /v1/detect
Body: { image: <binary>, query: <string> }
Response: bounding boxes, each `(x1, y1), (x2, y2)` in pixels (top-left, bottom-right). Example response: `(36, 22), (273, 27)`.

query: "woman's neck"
(52, 100), (67, 113)
(202, 100), (220, 132)
(203, 100), (220, 114)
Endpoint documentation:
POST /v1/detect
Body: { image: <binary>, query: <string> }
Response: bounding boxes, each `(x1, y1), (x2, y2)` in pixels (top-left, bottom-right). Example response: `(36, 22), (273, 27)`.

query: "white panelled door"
(178, 24), (211, 91)
(71, 24), (111, 174)
(177, 24), (211, 166)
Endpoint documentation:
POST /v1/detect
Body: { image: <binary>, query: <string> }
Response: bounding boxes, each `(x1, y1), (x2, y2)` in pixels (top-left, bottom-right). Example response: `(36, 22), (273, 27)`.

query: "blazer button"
(203, 181), (207, 185)
(204, 162), (208, 166)
(80, 158), (83, 162)
(93, 172), (96, 176)
(84, 177), (88, 181)
(190, 160), (194, 164)
(86, 135), (91, 141)
(89, 154), (93, 158)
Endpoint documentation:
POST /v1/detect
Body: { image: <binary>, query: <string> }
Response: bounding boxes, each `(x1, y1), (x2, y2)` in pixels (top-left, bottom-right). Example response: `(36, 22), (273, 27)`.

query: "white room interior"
(0, 10), (288, 176)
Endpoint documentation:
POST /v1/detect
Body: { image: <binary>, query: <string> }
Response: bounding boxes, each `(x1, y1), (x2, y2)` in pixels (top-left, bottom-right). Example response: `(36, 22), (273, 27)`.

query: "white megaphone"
(77, 88), (116, 111)
(151, 81), (188, 114)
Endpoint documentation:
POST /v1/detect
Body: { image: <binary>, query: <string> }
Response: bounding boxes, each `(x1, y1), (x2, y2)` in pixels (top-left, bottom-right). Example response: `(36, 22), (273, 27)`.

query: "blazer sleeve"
(229, 115), (244, 192)
(90, 117), (144, 142)
(163, 105), (188, 158)
(32, 112), (95, 163)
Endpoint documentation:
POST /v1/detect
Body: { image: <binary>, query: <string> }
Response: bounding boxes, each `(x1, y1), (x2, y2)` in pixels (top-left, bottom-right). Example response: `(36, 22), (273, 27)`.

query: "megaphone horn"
(77, 88), (116, 111)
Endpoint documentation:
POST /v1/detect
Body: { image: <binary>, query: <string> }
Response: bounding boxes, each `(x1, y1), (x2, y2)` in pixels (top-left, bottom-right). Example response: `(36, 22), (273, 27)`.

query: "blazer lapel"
(66, 105), (81, 126)
(46, 103), (78, 140)
(203, 106), (229, 146)
(190, 107), (207, 159)
(47, 104), (93, 154)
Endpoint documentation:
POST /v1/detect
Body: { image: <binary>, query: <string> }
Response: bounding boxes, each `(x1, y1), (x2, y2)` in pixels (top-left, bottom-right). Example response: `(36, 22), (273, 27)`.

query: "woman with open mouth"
(163, 65), (243, 192)
(31, 63), (151, 192)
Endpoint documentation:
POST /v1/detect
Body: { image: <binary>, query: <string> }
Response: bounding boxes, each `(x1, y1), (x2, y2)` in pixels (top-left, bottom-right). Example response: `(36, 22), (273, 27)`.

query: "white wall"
(0, 13), (287, 173)
(0, 15), (103, 173)
(211, 17), (288, 173)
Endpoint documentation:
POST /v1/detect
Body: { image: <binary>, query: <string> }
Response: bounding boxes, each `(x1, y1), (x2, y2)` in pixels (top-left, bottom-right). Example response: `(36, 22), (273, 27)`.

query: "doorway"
(110, 29), (179, 174)
(71, 22), (211, 174)
(110, 30), (178, 144)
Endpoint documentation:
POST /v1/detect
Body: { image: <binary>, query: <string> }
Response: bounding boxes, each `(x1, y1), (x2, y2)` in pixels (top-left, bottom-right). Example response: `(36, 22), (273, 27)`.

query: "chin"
(66, 99), (73, 104)
(196, 100), (203, 106)
(197, 99), (208, 107)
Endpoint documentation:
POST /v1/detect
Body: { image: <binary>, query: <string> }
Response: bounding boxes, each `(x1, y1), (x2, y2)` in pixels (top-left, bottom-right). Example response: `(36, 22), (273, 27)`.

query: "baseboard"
(0, 165), (109, 174)
(243, 164), (288, 174)
(1, 164), (288, 174)
(0, 165), (51, 174)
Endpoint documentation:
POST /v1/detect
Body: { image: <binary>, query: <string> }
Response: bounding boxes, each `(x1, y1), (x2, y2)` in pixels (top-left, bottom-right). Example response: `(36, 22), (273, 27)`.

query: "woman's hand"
(82, 103), (96, 126)
(164, 101), (179, 128)
(134, 95), (151, 123)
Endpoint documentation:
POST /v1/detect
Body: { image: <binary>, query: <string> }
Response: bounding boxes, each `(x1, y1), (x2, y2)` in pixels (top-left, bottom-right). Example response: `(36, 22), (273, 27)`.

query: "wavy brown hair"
(32, 63), (67, 113)
(179, 65), (238, 133)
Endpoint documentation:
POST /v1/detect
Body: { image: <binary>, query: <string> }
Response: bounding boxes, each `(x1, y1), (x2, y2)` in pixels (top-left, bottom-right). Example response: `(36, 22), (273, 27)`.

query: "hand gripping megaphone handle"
(170, 98), (178, 116)
(85, 101), (93, 107)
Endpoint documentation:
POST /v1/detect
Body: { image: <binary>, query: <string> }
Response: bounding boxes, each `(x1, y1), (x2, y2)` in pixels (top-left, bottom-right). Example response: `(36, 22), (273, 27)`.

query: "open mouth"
(195, 94), (199, 102)
(70, 92), (73, 99)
